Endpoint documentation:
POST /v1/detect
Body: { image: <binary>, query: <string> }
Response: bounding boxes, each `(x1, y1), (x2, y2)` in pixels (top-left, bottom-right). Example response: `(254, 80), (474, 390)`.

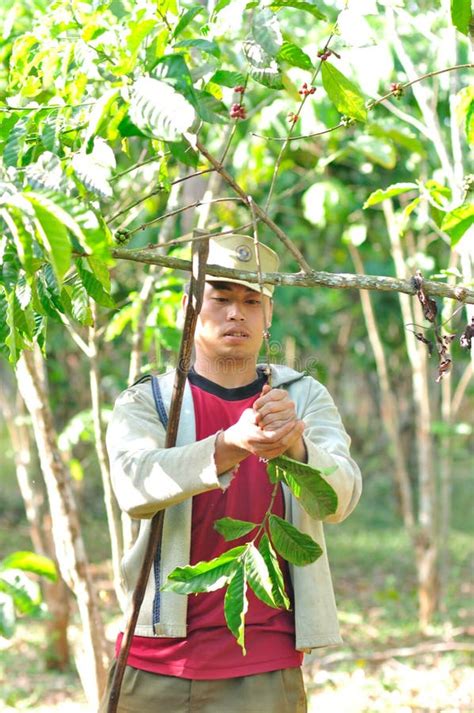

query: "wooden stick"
(106, 232), (209, 713)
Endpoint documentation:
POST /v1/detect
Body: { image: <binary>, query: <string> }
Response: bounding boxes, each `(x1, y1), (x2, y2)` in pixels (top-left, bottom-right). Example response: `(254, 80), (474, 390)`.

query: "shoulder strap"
(151, 375), (169, 429)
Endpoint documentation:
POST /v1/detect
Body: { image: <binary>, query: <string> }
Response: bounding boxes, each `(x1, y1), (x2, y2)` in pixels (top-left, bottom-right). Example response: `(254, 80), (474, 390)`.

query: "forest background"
(0, 0), (473, 710)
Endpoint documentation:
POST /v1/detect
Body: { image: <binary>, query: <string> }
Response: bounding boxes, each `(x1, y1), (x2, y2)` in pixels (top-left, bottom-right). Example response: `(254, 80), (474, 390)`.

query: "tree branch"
(192, 138), (313, 273)
(110, 247), (474, 304)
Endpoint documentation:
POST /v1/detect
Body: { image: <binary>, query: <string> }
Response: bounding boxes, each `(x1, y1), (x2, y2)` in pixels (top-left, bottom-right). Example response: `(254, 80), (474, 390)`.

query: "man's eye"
(247, 300), (261, 305)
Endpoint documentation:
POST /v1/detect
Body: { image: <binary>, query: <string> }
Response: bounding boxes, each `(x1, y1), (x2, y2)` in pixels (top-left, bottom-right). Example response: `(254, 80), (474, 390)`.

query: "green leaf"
(451, 0), (471, 34)
(129, 77), (196, 141)
(270, 0), (326, 20)
(243, 41), (284, 90)
(268, 455), (338, 519)
(76, 259), (115, 308)
(321, 62), (367, 122)
(210, 70), (246, 88)
(224, 563), (248, 653)
(0, 571), (42, 616)
(24, 152), (70, 194)
(175, 39), (221, 57)
(466, 101), (474, 145)
(67, 278), (93, 326)
(194, 89), (229, 124)
(173, 5), (203, 38)
(441, 203), (474, 246)
(252, 9), (283, 56)
(214, 517), (258, 541)
(30, 200), (71, 287)
(163, 546), (245, 594)
(4, 116), (29, 167)
(363, 182), (418, 209)
(0, 551), (57, 581)
(277, 42), (313, 70)
(168, 138), (199, 168)
(84, 87), (121, 147)
(0, 207), (35, 276)
(258, 533), (290, 609)
(245, 543), (283, 609)
(269, 515), (322, 565)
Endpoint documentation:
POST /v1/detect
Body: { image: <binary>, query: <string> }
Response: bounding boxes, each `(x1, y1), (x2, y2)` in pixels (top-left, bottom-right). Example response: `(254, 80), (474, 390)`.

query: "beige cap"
(206, 234), (279, 298)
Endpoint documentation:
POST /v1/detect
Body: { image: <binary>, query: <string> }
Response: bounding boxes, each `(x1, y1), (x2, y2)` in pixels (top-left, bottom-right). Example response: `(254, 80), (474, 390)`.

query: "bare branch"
(111, 246), (474, 304)
(193, 138), (313, 273)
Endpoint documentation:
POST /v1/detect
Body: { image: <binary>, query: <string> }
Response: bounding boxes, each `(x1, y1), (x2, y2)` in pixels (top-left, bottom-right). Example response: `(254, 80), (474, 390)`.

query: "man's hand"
(254, 385), (307, 463)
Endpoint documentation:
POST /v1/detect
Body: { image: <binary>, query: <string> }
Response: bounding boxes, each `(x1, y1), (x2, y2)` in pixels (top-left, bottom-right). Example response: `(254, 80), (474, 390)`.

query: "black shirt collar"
(188, 366), (267, 400)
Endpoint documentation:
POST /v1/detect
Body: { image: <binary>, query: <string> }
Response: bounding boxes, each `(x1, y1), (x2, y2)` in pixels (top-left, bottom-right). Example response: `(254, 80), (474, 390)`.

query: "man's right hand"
(215, 407), (305, 475)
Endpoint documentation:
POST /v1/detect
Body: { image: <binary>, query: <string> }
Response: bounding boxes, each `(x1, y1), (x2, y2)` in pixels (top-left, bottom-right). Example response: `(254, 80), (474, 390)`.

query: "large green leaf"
(129, 77), (196, 141)
(243, 41), (283, 89)
(24, 152), (70, 193)
(30, 200), (71, 286)
(84, 87), (121, 148)
(4, 116), (29, 167)
(269, 515), (322, 565)
(363, 182), (418, 209)
(0, 551), (57, 581)
(321, 62), (367, 122)
(0, 570), (42, 616)
(267, 455), (338, 519)
(0, 207), (35, 275)
(175, 39), (221, 58)
(0, 592), (15, 638)
(441, 204), (474, 245)
(258, 533), (290, 609)
(173, 5), (203, 38)
(351, 135), (397, 169)
(252, 9), (283, 56)
(270, 0), (326, 20)
(163, 546), (245, 594)
(224, 563), (248, 653)
(194, 90), (229, 124)
(277, 42), (313, 70)
(214, 517), (258, 541)
(67, 278), (93, 326)
(76, 258), (115, 308)
(451, 0), (471, 34)
(244, 543), (282, 609)
(210, 70), (246, 88)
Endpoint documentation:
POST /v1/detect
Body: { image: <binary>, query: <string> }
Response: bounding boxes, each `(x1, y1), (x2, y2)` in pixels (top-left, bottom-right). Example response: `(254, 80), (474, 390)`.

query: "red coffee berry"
(287, 112), (299, 124)
(234, 85), (245, 94)
(390, 82), (404, 99)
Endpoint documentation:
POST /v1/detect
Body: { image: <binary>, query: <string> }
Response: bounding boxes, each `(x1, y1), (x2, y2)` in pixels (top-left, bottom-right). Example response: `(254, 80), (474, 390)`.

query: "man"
(103, 234), (361, 713)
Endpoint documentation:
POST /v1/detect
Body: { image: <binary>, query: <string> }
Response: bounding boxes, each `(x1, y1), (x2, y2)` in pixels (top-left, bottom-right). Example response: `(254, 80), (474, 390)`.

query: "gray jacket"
(106, 364), (362, 651)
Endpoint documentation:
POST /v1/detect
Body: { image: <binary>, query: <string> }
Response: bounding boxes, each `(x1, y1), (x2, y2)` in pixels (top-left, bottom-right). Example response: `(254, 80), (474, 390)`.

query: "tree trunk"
(16, 346), (108, 708)
(0, 373), (71, 670)
(349, 244), (415, 532)
(384, 200), (439, 628)
(89, 302), (126, 611)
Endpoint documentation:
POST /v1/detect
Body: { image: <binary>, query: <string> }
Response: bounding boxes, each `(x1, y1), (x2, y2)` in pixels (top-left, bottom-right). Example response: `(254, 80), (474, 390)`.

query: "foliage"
(164, 454), (336, 650)
(0, 0), (471, 367)
(0, 550), (57, 638)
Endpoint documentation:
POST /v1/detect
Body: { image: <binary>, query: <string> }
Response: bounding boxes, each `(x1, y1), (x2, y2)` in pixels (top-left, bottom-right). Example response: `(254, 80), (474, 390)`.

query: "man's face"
(188, 282), (272, 365)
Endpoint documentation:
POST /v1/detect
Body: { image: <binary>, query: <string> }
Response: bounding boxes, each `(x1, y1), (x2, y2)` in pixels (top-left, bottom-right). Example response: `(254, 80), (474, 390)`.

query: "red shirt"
(117, 369), (303, 679)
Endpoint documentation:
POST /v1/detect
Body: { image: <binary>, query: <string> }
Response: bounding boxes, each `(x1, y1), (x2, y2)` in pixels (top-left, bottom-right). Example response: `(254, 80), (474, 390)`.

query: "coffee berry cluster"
(390, 82), (404, 99)
(299, 82), (316, 97)
(230, 103), (247, 119)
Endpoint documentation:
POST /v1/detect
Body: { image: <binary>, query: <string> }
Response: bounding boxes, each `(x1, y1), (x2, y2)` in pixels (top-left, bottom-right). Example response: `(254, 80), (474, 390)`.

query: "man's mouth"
(223, 330), (249, 338)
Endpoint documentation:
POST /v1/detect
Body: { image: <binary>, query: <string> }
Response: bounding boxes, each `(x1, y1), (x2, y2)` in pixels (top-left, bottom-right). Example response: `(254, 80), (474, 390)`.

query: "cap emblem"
(236, 245), (252, 262)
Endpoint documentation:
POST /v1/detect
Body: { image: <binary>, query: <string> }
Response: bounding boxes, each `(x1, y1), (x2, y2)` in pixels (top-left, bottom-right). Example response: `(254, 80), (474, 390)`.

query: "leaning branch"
(111, 247), (474, 304)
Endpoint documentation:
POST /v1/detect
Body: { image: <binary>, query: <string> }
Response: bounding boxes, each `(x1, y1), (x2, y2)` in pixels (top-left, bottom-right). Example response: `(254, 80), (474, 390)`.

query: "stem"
(110, 247), (474, 304)
(249, 196), (272, 382)
(252, 483), (280, 544)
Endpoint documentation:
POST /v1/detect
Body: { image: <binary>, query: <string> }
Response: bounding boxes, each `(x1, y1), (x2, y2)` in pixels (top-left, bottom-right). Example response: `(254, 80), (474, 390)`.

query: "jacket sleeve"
(106, 383), (229, 519)
(293, 376), (362, 523)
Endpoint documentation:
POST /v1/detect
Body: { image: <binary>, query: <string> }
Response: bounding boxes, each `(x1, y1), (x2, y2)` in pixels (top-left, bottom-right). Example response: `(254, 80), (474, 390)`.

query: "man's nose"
(228, 303), (245, 320)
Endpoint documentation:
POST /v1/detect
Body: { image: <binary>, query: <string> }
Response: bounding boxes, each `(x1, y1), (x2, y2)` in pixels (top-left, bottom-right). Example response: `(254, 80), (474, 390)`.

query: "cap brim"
(205, 275), (274, 298)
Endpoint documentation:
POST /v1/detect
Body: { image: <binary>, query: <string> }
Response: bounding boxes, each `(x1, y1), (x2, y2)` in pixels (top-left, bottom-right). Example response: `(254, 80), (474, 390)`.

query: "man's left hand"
(254, 385), (307, 462)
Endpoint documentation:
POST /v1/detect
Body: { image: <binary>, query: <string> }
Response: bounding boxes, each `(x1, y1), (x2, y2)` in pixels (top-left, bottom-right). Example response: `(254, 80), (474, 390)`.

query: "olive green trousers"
(99, 662), (307, 713)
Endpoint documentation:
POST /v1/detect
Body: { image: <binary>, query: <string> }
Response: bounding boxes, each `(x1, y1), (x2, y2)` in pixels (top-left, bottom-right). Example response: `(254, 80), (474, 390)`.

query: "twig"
(249, 196), (272, 381)
(118, 197), (243, 239)
(106, 237), (209, 713)
(110, 247), (474, 304)
(254, 63), (473, 143)
(193, 138), (312, 273)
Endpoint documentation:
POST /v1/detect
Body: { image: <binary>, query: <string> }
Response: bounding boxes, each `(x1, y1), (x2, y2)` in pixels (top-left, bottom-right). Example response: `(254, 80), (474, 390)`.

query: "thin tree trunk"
(89, 302), (126, 611)
(383, 200), (439, 627)
(16, 346), (107, 708)
(349, 244), (415, 531)
(0, 374), (71, 670)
